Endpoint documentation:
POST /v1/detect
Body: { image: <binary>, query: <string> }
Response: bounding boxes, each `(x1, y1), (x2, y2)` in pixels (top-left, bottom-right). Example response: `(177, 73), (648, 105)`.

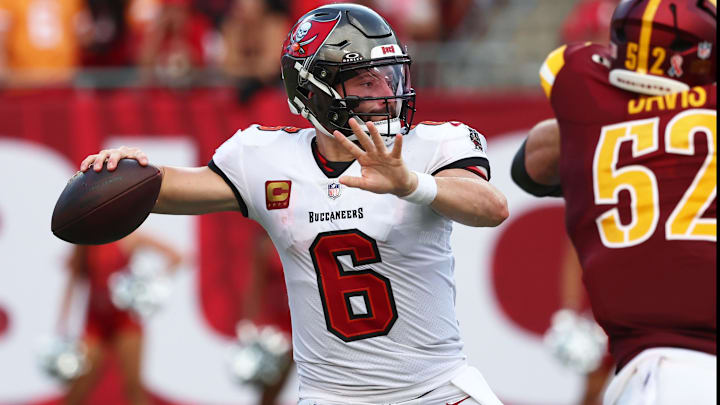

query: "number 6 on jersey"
(310, 230), (398, 342)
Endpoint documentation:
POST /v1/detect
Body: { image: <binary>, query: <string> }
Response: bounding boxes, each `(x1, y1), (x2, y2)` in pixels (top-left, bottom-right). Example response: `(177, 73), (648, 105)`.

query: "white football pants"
(298, 365), (504, 405)
(603, 347), (716, 405)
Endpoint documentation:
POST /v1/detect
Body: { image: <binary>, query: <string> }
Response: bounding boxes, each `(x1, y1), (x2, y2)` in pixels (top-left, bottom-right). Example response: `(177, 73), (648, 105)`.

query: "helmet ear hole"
(611, 26), (627, 43)
(669, 37), (693, 52)
(312, 66), (335, 83)
(327, 109), (349, 126)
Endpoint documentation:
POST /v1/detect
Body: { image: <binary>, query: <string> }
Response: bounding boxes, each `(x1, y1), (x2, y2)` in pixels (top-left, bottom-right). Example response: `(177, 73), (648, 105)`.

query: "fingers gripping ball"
(51, 159), (162, 245)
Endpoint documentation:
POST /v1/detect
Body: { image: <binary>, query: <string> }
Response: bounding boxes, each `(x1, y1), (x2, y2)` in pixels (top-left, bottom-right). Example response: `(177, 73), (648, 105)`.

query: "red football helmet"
(609, 0), (716, 95)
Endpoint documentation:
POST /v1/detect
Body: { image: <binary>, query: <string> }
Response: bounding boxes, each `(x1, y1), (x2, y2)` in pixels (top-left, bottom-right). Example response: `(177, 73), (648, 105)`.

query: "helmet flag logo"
(284, 15), (341, 58)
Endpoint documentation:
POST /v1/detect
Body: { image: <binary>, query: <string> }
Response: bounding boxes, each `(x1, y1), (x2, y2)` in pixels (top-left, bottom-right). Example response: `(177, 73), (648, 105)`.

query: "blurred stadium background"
(0, 0), (617, 404)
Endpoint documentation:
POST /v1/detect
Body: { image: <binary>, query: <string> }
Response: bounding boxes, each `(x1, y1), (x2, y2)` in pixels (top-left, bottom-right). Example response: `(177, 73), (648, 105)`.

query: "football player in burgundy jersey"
(512, 1), (716, 404)
(77, 4), (508, 404)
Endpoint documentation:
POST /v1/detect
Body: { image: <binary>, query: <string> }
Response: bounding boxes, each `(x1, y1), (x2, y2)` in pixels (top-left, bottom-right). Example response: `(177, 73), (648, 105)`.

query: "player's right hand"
(333, 118), (416, 197)
(80, 146), (149, 172)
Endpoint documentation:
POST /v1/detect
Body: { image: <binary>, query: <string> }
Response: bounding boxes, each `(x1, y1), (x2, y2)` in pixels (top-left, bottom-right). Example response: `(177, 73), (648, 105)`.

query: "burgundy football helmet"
(609, 0), (716, 95)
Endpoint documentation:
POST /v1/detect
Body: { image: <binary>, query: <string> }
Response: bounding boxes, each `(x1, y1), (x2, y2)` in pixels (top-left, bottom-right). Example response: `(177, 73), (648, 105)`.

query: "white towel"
(450, 365), (504, 405)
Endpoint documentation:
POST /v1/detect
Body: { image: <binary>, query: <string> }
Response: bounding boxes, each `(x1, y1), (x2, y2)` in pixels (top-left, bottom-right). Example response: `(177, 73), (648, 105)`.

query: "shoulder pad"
(412, 120), (465, 129)
(540, 45), (568, 99)
(540, 42), (611, 99)
(411, 121), (467, 139)
(411, 121), (486, 151)
(238, 124), (307, 146)
(253, 125), (303, 134)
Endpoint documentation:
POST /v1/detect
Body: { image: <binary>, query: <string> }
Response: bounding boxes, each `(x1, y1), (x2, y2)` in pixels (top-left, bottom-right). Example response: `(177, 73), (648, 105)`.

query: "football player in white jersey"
(79, 4), (508, 404)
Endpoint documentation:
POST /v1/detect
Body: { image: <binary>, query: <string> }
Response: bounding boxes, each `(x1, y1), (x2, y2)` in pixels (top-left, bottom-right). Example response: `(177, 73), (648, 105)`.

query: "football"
(51, 159), (162, 245)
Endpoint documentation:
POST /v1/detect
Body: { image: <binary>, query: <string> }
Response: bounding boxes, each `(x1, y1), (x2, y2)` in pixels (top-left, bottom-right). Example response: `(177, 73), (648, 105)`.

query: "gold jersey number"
(593, 109), (716, 248)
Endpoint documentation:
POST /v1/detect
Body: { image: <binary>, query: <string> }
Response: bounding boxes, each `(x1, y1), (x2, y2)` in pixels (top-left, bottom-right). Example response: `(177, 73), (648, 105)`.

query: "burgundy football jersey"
(541, 43), (716, 370)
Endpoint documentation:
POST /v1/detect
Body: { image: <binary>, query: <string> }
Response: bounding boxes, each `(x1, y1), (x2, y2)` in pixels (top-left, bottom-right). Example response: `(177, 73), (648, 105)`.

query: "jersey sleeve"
(539, 45), (569, 99)
(208, 128), (251, 217)
(539, 42), (617, 123)
(421, 122), (492, 180)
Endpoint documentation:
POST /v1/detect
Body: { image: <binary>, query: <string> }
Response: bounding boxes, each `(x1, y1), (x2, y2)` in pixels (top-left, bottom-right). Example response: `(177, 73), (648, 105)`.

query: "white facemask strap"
(295, 62), (343, 99)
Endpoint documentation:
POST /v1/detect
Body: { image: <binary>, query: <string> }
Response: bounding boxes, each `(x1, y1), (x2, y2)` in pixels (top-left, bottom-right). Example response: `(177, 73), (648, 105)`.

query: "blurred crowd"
(560, 0), (616, 44)
(0, 0), (506, 99)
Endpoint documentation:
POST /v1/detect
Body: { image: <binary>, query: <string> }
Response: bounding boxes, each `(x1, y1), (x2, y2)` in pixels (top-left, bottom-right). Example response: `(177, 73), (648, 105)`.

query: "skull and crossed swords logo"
(291, 21), (318, 54)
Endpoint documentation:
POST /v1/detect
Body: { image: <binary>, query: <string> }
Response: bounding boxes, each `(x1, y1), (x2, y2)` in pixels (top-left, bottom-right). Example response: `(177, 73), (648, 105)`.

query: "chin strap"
(311, 118), (399, 148)
(609, 69), (690, 95)
(356, 117), (402, 135)
(343, 116), (401, 147)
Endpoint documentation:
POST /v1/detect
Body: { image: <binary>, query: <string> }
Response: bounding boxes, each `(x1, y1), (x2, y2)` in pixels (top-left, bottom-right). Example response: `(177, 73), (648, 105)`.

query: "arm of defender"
(432, 169), (508, 227)
(511, 118), (563, 197)
(80, 147), (241, 215)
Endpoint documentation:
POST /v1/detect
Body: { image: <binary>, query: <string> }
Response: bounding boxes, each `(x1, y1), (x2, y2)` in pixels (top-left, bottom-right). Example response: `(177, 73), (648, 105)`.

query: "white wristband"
(401, 171), (437, 205)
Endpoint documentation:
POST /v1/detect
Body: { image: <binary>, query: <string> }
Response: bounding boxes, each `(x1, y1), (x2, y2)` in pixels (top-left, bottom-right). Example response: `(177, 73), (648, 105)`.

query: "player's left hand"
(333, 118), (417, 197)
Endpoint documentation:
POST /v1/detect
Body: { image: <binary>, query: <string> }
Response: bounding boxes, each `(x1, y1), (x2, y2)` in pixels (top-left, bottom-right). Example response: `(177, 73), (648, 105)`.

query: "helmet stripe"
(637, 0), (662, 74)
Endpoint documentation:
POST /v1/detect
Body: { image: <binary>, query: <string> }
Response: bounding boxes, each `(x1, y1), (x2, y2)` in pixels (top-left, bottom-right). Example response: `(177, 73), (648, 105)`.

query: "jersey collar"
(311, 137), (355, 179)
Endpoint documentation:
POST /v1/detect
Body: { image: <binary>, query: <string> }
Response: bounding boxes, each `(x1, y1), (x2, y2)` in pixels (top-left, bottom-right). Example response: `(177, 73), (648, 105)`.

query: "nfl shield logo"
(328, 182), (342, 200)
(698, 41), (712, 60)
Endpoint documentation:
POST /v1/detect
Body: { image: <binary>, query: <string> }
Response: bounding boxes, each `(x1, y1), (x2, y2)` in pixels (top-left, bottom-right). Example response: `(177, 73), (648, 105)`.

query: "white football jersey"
(211, 122), (491, 403)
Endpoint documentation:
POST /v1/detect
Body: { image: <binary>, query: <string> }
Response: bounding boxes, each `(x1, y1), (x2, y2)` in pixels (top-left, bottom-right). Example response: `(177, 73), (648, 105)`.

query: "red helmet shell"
(610, 0), (716, 87)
